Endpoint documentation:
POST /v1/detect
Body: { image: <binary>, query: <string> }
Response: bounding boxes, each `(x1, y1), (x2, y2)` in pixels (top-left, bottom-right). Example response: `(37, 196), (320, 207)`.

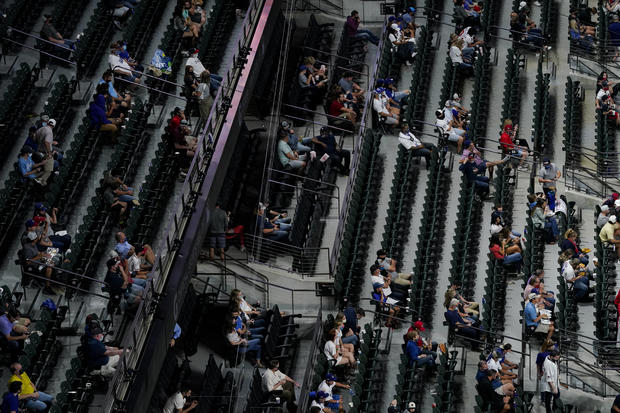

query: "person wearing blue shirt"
(524, 294), (554, 340)
(17, 147), (47, 183)
(1, 381), (21, 413)
(232, 309), (264, 340)
(311, 127), (351, 175)
(445, 298), (479, 340)
(405, 330), (434, 368)
(255, 207), (289, 243)
(342, 306), (363, 345)
(85, 328), (124, 376)
(170, 323), (182, 347)
(402, 7), (415, 25)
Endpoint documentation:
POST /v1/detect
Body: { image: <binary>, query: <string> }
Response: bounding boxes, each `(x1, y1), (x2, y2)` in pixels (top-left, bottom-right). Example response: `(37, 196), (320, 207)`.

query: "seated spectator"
(0, 308), (29, 355)
(163, 385), (198, 413)
(405, 330), (435, 368)
(344, 10), (379, 45)
(568, 12), (595, 54)
(435, 109), (465, 153)
(104, 169), (139, 205)
(342, 306), (364, 346)
(487, 350), (517, 382)
(173, 4), (199, 48)
(169, 112), (198, 159)
(460, 140), (508, 180)
(21, 231), (56, 295)
(398, 124), (432, 166)
(318, 373), (349, 411)
(449, 36), (473, 75)
(109, 42), (141, 87)
(277, 130), (306, 172)
(445, 298), (480, 341)
(1, 381), (22, 413)
(310, 392), (331, 412)
(103, 183), (130, 220)
(184, 0), (206, 29)
(85, 327), (124, 376)
(370, 264), (407, 301)
(333, 316), (355, 356)
(262, 360), (299, 405)
(598, 205), (611, 229)
(255, 206), (289, 244)
(561, 257), (591, 302)
(226, 320), (262, 367)
(530, 198), (559, 244)
(373, 88), (400, 126)
(18, 146), (52, 185)
(489, 234), (522, 270)
(280, 121), (312, 154)
(328, 93), (357, 123)
(89, 90), (122, 137)
(499, 123), (528, 167)
(443, 282), (479, 317)
(387, 25), (417, 65)
(371, 284), (401, 327)
(460, 152), (490, 199)
(99, 70), (131, 111)
(453, 0), (480, 30)
(232, 307), (264, 340)
(40, 14), (77, 51)
(382, 78), (410, 106)
(311, 127), (351, 175)
(524, 293), (554, 340)
(115, 232), (155, 265)
(8, 362), (53, 411)
(523, 273), (555, 310)
(561, 229), (589, 264)
(375, 249), (413, 285)
(324, 328), (355, 367)
(338, 72), (364, 102)
(608, 0), (620, 13)
(33, 203), (71, 251)
(186, 49), (223, 92)
(105, 257), (144, 308)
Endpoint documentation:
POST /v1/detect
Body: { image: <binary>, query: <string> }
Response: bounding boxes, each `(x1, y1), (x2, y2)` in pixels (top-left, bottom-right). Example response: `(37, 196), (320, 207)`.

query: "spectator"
(33, 203), (71, 251)
(106, 257), (144, 307)
(382, 78), (410, 105)
(310, 392), (330, 412)
(197, 71), (214, 124)
(262, 360), (299, 405)
(207, 202), (228, 261)
(405, 330), (435, 368)
(104, 0), (132, 30)
(232, 307), (264, 340)
(598, 205), (611, 229)
(476, 369), (511, 413)
(173, 4), (199, 47)
(8, 362), (53, 411)
(524, 293), (554, 340)
(103, 183), (129, 219)
(324, 328), (355, 367)
(34, 118), (62, 162)
(530, 198), (559, 244)
(0, 308), (28, 355)
(561, 257), (591, 302)
(538, 158), (561, 207)
(108, 42), (141, 87)
(344, 10), (379, 45)
(487, 350), (517, 382)
(127, 246), (149, 279)
(85, 327), (124, 376)
(99, 70), (131, 112)
(104, 169), (139, 205)
(114, 232), (155, 266)
(369, 264), (407, 301)
(609, 13), (620, 61)
(499, 123), (528, 167)
(1, 381), (21, 413)
(21, 231), (56, 295)
(277, 131), (306, 172)
(489, 234), (522, 270)
(611, 393), (620, 413)
(255, 206), (290, 244)
(163, 384), (198, 413)
(311, 127), (351, 175)
(280, 121), (312, 154)
(318, 373), (349, 412)
(398, 124), (432, 165)
(435, 109), (465, 153)
(169, 112), (198, 159)
(373, 88), (400, 126)
(40, 14), (77, 50)
(445, 298), (480, 340)
(328, 93), (357, 123)
(338, 72), (364, 102)
(18, 146), (52, 185)
(561, 229), (589, 264)
(449, 37), (473, 75)
(460, 152), (490, 199)
(226, 320), (262, 367)
(342, 306), (364, 346)
(541, 350), (561, 413)
(186, 49), (223, 92)
(460, 139), (509, 180)
(443, 282), (479, 317)
(89, 90), (122, 137)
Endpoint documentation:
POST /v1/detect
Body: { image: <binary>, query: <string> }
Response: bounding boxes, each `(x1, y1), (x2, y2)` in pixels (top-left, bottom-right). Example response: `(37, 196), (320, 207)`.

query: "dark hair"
(326, 328), (337, 341)
(356, 307), (365, 316)
(180, 383), (192, 393)
(350, 10), (358, 16)
(103, 69), (114, 78)
(8, 380), (22, 393)
(269, 360), (279, 369)
(503, 343), (512, 351)
(489, 234), (501, 247)
(487, 369), (497, 377)
(369, 264), (379, 274)
(8, 308), (20, 320)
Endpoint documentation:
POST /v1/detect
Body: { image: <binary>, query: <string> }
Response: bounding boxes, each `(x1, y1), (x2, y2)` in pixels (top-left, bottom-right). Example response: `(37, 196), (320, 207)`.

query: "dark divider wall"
(123, 0), (281, 411)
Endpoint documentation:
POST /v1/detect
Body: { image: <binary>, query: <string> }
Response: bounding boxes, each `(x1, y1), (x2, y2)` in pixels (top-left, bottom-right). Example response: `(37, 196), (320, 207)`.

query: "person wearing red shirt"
(328, 93), (357, 123)
(489, 234), (522, 269)
(499, 123), (528, 167)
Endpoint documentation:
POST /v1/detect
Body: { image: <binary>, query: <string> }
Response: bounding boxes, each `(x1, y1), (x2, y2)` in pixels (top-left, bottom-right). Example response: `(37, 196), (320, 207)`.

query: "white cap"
(601, 205), (610, 212)
(48, 119), (56, 126)
(614, 199), (620, 207)
(453, 93), (460, 100)
(408, 402), (416, 409)
(610, 215), (617, 223)
(27, 231), (38, 241)
(519, 1), (527, 9)
(528, 293), (538, 301)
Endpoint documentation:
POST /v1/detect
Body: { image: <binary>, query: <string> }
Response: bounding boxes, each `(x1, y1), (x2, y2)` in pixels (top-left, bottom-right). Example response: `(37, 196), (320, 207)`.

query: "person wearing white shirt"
(324, 329), (355, 366)
(435, 109), (465, 152)
(311, 392), (330, 412)
(541, 351), (561, 412)
(317, 373), (350, 411)
(163, 386), (197, 413)
(262, 360), (299, 404)
(398, 124), (431, 165)
(373, 89), (400, 125)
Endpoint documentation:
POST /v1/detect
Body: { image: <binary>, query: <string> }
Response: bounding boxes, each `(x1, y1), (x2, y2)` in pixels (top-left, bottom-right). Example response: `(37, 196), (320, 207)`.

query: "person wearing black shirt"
(611, 393), (620, 413)
(311, 127), (351, 175)
(477, 369), (511, 413)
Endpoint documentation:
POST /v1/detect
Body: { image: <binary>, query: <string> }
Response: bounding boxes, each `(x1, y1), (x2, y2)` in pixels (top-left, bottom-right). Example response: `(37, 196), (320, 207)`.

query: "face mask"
(42, 121), (47, 127)
(123, 45), (127, 50)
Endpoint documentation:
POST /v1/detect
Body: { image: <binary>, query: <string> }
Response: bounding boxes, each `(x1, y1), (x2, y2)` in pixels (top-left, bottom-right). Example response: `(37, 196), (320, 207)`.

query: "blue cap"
(325, 373), (337, 381)
(385, 78), (394, 84)
(464, 139), (472, 148)
(317, 391), (329, 399)
(299, 65), (307, 71)
(409, 7), (416, 13)
(543, 158), (551, 165)
(388, 16), (396, 22)
(376, 78), (384, 85)
(25, 219), (35, 228)
(375, 87), (384, 94)
(34, 202), (46, 212)
(372, 282), (383, 289)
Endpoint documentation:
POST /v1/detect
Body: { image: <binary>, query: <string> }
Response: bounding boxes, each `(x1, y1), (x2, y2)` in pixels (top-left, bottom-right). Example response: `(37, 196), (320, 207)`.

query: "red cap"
(33, 216), (46, 224)
(613, 193), (619, 200)
(504, 124), (513, 131)
(170, 116), (181, 127)
(413, 320), (425, 331)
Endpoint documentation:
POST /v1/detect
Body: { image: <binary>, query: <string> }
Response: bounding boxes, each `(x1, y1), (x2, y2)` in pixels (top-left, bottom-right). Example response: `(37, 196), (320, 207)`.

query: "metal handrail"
(297, 309), (323, 413)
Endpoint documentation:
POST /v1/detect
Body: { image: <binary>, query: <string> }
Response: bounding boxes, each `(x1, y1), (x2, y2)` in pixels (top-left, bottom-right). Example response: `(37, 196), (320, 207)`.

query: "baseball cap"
(602, 80), (609, 88)
(25, 219), (36, 228)
(320, 126), (329, 134)
(26, 231), (38, 241)
(467, 152), (475, 159)
(385, 78), (394, 84)
(377, 249), (387, 256)
(408, 402), (416, 409)
(375, 87), (385, 94)
(40, 114), (50, 122)
(281, 121), (290, 129)
(543, 158), (551, 165)
(610, 215), (618, 223)
(372, 282), (383, 290)
(464, 139), (472, 148)
(615, 199), (620, 208)
(528, 293), (538, 301)
(325, 373), (337, 381)
(602, 205), (610, 212)
(613, 193), (619, 200)
(91, 327), (104, 335)
(48, 119), (56, 127)
(413, 320), (425, 331)
(435, 109), (443, 117)
(408, 7), (416, 13)
(453, 93), (460, 100)
(34, 202), (47, 212)
(299, 65), (307, 71)
(180, 119), (189, 126)
(519, 1), (527, 9)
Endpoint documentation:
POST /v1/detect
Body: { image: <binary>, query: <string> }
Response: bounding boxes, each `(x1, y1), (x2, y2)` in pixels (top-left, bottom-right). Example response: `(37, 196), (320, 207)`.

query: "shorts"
(208, 233), (226, 249)
(532, 323), (550, 334)
(113, 6), (130, 17)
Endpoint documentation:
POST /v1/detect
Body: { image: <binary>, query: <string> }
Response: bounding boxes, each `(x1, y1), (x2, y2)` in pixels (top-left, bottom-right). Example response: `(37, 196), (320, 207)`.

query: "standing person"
(197, 71), (214, 125)
(207, 202), (228, 261)
(8, 363), (53, 411)
(538, 158), (561, 209)
(163, 385), (198, 413)
(344, 10), (380, 45)
(541, 350), (561, 413)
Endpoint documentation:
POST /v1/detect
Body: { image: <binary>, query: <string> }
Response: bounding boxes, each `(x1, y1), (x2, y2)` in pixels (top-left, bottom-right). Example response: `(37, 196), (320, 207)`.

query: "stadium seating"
(562, 77), (582, 169)
(531, 57), (552, 154)
(73, 2), (115, 78)
(500, 49), (522, 129)
(334, 130), (383, 304)
(540, 0), (558, 44)
(469, 51), (491, 143)
(123, 0), (168, 62)
(404, 25), (434, 131)
(431, 349), (459, 413)
(595, 103), (616, 177)
(392, 343), (427, 411)
(0, 0), (46, 51)
(198, 0), (237, 72)
(349, 325), (383, 412)
(438, 56), (463, 110)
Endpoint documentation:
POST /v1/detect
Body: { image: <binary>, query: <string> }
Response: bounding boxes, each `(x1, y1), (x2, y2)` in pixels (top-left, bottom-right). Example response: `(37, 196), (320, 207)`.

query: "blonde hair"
(564, 229), (577, 240)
